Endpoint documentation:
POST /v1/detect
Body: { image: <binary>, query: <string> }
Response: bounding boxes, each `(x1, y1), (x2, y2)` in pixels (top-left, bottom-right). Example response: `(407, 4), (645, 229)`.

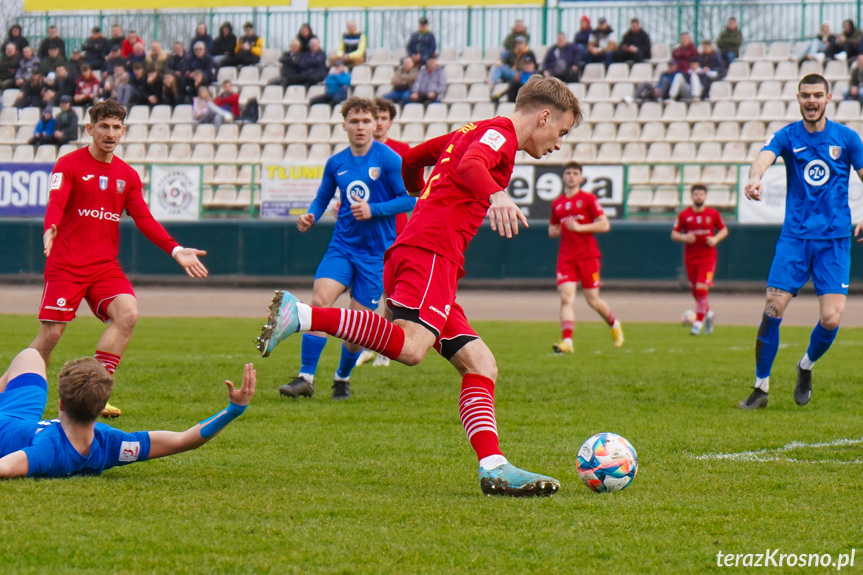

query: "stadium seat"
(760, 100), (786, 121)
(148, 105), (172, 125)
(124, 143), (146, 160)
(171, 105), (194, 124)
(124, 124), (148, 143)
(192, 123), (216, 143)
(260, 104), (285, 124)
(283, 143), (306, 162)
(445, 102), (471, 124)
(284, 123), (307, 143)
(731, 81), (757, 100)
(724, 61), (749, 82)
(496, 101), (515, 117)
(836, 100), (861, 122)
(465, 84), (490, 103)
(145, 143), (169, 162)
(626, 187), (653, 212)
(615, 122), (640, 142)
(682, 164), (701, 184)
(824, 60), (847, 82)
(748, 61), (774, 82)
(239, 85), (261, 105)
(367, 47), (391, 65)
(636, 102), (661, 123)
(715, 121), (741, 142)
(696, 142), (722, 162)
(756, 81), (782, 102)
(741, 121), (766, 142)
(472, 102), (496, 120)
(781, 81), (798, 101)
(283, 85), (306, 104)
(672, 142), (696, 161)
(16, 107), (40, 127)
(596, 142), (622, 162)
(125, 105), (149, 125)
(739, 42), (767, 63)
(401, 123), (424, 144)
(329, 123), (348, 144)
(34, 145), (56, 163)
(834, 80), (849, 101)
(461, 46), (483, 64)
(628, 165), (650, 184)
(442, 84), (468, 104)
(0, 144), (15, 161)
(261, 143), (284, 162)
(260, 49), (280, 66)
(574, 142), (597, 162)
(302, 104), (327, 125)
(580, 63), (606, 83)
(236, 66), (259, 86)
(568, 121), (591, 142)
(685, 101), (711, 122)
(307, 143), (331, 162)
(721, 142), (747, 162)
(261, 123), (285, 144)
(666, 122), (691, 143)
(612, 102), (637, 123)
(260, 85), (284, 105)
(639, 121), (665, 143)
(304, 124), (328, 143)
(583, 83), (610, 104)
(444, 63), (464, 84)
(799, 60), (823, 76)
(437, 46), (458, 65)
(463, 63), (487, 84)
(606, 63), (629, 82)
(190, 143), (214, 164)
(735, 100), (761, 122)
(710, 101), (735, 121)
(351, 65), (372, 85)
(425, 122), (448, 140)
(239, 124), (262, 143)
(0, 107), (16, 125)
(482, 46), (502, 65)
(592, 122), (617, 143)
(214, 143), (238, 162)
(57, 144), (77, 157)
(652, 186), (681, 207)
(661, 101), (687, 122)
(147, 123), (170, 143)
(238, 143), (260, 163)
(371, 65), (394, 86)
(215, 124), (240, 143)
(772, 60), (797, 82)
(646, 142), (672, 162)
(622, 142), (646, 162)
(424, 103), (448, 123)
(171, 124), (193, 143)
(0, 125), (14, 142)
(217, 67), (237, 84)
(629, 63), (653, 83)
(708, 81), (732, 100)
(14, 125), (31, 143)
(608, 82), (633, 104)
(567, 82), (586, 100)
(170, 143), (192, 161)
(258, 66), (281, 86)
(1, 88), (20, 107)
(650, 44), (669, 64)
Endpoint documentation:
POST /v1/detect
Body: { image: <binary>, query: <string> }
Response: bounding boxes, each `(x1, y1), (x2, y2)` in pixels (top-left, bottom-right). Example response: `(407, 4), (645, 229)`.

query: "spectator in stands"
(297, 23), (316, 52)
(632, 58), (693, 102)
(795, 22), (835, 64)
(212, 22), (237, 66)
(220, 22), (262, 67)
(189, 23), (213, 55)
(125, 62), (149, 106)
(587, 18), (617, 66)
(270, 38), (303, 87)
(183, 69), (208, 104)
(43, 62), (76, 105)
(193, 85), (232, 126)
(489, 35), (535, 89)
(14, 69), (45, 108)
(81, 27), (108, 70)
(67, 49), (84, 76)
(38, 25), (66, 59)
(502, 19), (530, 60)
(504, 55), (540, 102)
(0, 43), (21, 90)
(542, 33), (581, 82)
(146, 41), (168, 74)
(73, 63), (100, 107)
(826, 19), (861, 61)
(214, 80), (240, 117)
(103, 45), (127, 78)
(3, 24), (28, 54)
(39, 45), (64, 76)
(104, 66), (134, 106)
(672, 32), (699, 73)
(108, 24), (125, 53)
(14, 46), (40, 87)
(691, 39), (724, 98)
(406, 17), (437, 65)
(165, 42), (187, 76)
(126, 42), (147, 70)
(716, 17), (742, 64)
(161, 72), (182, 107)
(48, 95), (78, 145)
(28, 107), (55, 146)
(844, 54), (863, 102)
(299, 37), (328, 86)
(143, 68), (163, 106)
(383, 56), (418, 104)
(330, 20), (366, 66)
(122, 30), (143, 58)
(574, 16), (592, 51)
(309, 59), (350, 106)
(185, 41), (216, 83)
(614, 18), (651, 64)
(410, 53), (446, 104)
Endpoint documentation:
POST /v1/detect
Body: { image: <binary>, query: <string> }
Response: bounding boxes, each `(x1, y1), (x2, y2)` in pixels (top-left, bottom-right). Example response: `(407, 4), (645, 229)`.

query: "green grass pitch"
(1, 313), (862, 573)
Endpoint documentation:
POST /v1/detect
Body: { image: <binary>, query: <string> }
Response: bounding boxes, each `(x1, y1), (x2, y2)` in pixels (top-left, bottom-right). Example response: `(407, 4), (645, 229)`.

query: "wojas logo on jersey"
(803, 160), (830, 187)
(346, 180), (371, 205)
(77, 207), (121, 221)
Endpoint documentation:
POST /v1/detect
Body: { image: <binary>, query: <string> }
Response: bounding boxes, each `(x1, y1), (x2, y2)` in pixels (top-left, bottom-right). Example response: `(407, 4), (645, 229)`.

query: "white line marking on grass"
(694, 437), (863, 464)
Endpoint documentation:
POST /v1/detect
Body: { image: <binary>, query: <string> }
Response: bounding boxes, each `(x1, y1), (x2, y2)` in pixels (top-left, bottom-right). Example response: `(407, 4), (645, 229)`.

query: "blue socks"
(805, 322), (838, 364)
(755, 314), (782, 379)
(336, 345), (362, 380)
(300, 333), (327, 376)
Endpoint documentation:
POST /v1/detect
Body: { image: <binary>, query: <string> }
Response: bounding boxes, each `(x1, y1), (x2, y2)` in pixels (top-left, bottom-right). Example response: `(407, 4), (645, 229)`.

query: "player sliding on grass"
(740, 73), (863, 410)
(548, 161), (623, 353)
(258, 76), (581, 497)
(0, 348), (255, 478)
(33, 100), (208, 418)
(277, 97), (415, 401)
(671, 184), (728, 336)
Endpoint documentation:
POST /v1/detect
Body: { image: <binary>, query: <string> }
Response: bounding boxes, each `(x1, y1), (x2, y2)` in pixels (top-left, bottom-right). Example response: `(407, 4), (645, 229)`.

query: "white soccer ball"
(681, 309), (696, 327)
(577, 432), (639, 493)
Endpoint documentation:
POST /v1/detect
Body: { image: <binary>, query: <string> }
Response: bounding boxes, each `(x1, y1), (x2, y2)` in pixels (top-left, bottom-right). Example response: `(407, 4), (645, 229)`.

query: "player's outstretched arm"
(146, 364), (256, 460)
(173, 247), (209, 278)
(744, 150), (777, 201)
(0, 450), (29, 479)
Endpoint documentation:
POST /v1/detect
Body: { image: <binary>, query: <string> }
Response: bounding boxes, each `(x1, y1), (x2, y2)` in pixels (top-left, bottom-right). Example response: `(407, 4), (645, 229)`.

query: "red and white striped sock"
(458, 373), (502, 461)
(309, 307), (405, 360)
(95, 350), (121, 374)
(695, 288), (709, 322)
(561, 320), (574, 340)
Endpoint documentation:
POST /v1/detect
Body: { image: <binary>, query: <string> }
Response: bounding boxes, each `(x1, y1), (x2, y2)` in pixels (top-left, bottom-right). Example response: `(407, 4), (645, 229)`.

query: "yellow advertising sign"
(26, 0), (289, 10)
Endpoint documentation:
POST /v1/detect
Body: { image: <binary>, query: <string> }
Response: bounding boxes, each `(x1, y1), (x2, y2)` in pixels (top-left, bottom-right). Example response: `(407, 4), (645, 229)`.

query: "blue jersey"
(763, 119), (863, 239)
(308, 141), (415, 258)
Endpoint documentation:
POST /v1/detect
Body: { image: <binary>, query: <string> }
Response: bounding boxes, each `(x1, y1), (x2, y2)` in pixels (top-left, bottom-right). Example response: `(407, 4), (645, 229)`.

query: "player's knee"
(397, 343), (428, 366)
(820, 311), (842, 331)
(114, 305), (139, 328)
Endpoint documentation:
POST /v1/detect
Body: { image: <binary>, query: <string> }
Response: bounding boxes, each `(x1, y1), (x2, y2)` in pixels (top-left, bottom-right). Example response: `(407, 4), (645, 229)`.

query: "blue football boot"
(478, 463), (560, 497)
(256, 290), (301, 357)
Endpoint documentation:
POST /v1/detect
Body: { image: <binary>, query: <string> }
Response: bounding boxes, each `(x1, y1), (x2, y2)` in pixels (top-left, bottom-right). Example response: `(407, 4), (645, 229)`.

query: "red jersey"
(398, 117), (518, 271)
(384, 138), (412, 235)
(44, 147), (178, 281)
(673, 206), (725, 259)
(550, 190), (604, 260)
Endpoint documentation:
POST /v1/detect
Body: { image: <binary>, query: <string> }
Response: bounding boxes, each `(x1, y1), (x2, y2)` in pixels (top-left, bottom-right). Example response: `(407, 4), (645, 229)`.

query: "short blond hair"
(514, 76), (582, 126)
(58, 357), (114, 423)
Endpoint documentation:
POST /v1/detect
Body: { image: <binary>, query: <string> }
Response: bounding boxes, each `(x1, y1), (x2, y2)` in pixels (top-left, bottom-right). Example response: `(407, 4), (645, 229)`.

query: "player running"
(549, 161), (623, 353)
(277, 97), (415, 401)
(33, 100), (208, 418)
(671, 184), (728, 336)
(0, 348), (255, 479)
(740, 74), (863, 410)
(257, 76), (580, 497)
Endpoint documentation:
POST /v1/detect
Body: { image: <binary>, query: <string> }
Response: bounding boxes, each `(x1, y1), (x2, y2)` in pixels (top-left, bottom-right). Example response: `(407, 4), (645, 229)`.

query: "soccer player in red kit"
(258, 76), (581, 497)
(32, 100), (208, 417)
(671, 184), (728, 335)
(549, 162), (622, 353)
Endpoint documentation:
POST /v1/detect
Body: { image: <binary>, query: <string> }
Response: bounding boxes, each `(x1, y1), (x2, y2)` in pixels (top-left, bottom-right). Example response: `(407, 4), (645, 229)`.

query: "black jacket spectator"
(269, 40), (302, 86)
(15, 71), (45, 108)
(81, 28), (108, 69)
(184, 46), (216, 83)
(4, 24), (28, 54)
(212, 23), (237, 62)
(615, 20), (652, 63)
(0, 44), (21, 89)
(543, 36), (581, 82)
(38, 28), (66, 59)
(161, 74), (182, 107)
(165, 43), (187, 75)
(296, 23), (316, 52)
(406, 18), (437, 64)
(103, 48), (127, 78)
(52, 98), (79, 143)
(189, 23), (213, 54)
(45, 63), (76, 104)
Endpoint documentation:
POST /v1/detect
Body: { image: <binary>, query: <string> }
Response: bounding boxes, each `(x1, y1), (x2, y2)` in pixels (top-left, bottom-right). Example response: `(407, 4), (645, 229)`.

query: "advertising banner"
(149, 164), (201, 221)
(27, 0), (288, 11)
(506, 164), (625, 220)
(0, 163), (54, 218)
(260, 164), (326, 219)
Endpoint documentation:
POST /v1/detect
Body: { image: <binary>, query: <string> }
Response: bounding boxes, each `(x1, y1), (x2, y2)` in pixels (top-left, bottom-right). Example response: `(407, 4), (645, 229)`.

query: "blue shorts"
(315, 245), (384, 310)
(767, 236), (850, 296)
(0, 373), (48, 421)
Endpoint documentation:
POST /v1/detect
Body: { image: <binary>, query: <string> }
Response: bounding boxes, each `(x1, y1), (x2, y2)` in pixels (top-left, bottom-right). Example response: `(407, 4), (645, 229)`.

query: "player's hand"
(855, 220), (863, 242)
(488, 191), (528, 238)
(350, 200), (372, 221)
(225, 363), (256, 407)
(705, 236), (717, 247)
(174, 248), (209, 278)
(42, 224), (57, 257)
(744, 178), (763, 201)
(297, 213), (316, 232)
(332, 199), (341, 216)
(684, 233), (697, 244)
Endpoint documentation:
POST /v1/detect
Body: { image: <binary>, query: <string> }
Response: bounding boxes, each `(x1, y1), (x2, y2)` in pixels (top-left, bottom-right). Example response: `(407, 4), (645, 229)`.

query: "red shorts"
(384, 245), (478, 353)
(686, 256), (716, 287)
(39, 269), (135, 323)
(556, 256), (601, 288)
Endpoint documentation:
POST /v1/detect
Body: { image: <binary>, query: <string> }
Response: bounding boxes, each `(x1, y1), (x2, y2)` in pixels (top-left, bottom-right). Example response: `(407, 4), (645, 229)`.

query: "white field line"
(694, 437), (863, 464)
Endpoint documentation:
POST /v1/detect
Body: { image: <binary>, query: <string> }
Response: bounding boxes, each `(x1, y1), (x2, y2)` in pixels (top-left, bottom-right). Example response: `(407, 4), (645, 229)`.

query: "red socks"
(561, 321), (573, 340)
(310, 307), (405, 360)
(694, 288), (709, 322)
(458, 373), (502, 460)
(95, 350), (121, 374)
(606, 311), (616, 327)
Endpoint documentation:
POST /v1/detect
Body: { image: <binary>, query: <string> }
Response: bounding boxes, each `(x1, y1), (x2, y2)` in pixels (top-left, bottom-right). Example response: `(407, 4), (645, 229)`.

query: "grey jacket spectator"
(411, 55), (446, 103)
(716, 17), (742, 63)
(81, 27), (109, 69)
(15, 47), (40, 85)
(406, 18), (437, 64)
(0, 43), (21, 89)
(38, 26), (66, 59)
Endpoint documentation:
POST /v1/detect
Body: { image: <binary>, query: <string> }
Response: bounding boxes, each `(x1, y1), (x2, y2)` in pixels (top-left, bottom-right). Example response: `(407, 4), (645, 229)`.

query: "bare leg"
(29, 321), (67, 367)
(0, 349), (46, 391)
(95, 295), (139, 356)
(558, 281), (576, 326)
(582, 287), (612, 322)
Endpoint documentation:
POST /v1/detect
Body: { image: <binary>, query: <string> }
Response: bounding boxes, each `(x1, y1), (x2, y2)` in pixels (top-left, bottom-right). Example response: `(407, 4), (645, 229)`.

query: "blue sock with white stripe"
(755, 314), (782, 379)
(300, 333), (327, 377)
(802, 322), (838, 367)
(336, 345), (362, 380)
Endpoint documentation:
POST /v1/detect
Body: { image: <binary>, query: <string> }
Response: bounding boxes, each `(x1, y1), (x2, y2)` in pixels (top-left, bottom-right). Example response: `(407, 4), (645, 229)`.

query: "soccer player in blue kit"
(278, 97), (415, 400)
(740, 74), (863, 410)
(0, 348), (256, 478)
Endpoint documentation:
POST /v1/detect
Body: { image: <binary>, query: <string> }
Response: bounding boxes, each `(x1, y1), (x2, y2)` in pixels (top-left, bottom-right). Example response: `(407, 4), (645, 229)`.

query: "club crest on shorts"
(368, 167), (381, 180)
(99, 176), (108, 190)
(830, 146), (842, 160)
(116, 179), (126, 194)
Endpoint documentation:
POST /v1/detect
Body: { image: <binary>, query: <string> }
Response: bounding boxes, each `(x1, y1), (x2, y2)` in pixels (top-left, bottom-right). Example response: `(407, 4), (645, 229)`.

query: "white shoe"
(355, 349), (376, 366)
(372, 354), (390, 367)
(705, 311), (715, 335)
(690, 321), (702, 336)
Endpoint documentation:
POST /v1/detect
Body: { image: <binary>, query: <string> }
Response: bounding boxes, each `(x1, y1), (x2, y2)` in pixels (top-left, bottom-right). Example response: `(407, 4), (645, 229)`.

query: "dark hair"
(58, 357), (115, 423)
(88, 99), (127, 124)
(563, 162), (583, 173)
(691, 184), (707, 193)
(340, 96), (377, 119)
(374, 97), (397, 120)
(798, 73), (830, 93)
(220, 22), (233, 34)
